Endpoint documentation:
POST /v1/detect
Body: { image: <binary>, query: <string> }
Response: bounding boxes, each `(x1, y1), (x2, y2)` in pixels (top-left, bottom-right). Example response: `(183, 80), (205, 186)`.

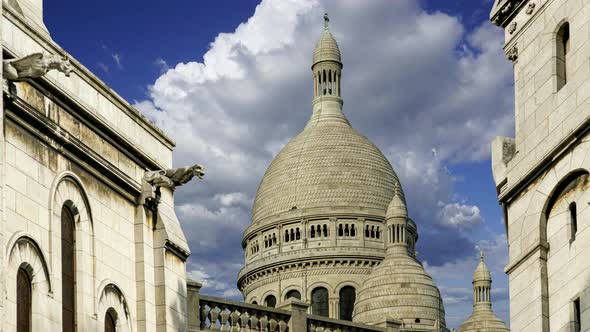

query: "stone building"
(0, 0), (196, 331)
(457, 252), (509, 332)
(490, 0), (590, 331)
(238, 15), (447, 330)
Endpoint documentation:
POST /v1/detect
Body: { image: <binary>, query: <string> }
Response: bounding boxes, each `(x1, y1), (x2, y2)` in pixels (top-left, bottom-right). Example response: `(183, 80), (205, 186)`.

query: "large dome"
(251, 115), (400, 225)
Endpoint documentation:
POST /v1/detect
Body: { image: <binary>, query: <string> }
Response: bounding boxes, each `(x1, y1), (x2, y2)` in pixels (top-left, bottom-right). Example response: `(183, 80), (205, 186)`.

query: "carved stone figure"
(3, 53), (73, 81)
(144, 164), (205, 189)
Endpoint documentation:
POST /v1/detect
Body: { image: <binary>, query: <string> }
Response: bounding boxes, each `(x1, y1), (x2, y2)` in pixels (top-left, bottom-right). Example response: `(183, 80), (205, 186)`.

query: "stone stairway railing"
(187, 280), (408, 332)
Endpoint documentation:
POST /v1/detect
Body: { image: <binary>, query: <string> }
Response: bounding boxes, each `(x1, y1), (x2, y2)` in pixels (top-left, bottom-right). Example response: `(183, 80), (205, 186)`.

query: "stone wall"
(1, 3), (190, 331)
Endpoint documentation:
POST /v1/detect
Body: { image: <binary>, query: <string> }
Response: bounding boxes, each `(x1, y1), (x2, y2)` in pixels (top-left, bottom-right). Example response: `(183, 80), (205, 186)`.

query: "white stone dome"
(313, 29), (341, 65)
(250, 117), (400, 225)
(352, 252), (446, 326)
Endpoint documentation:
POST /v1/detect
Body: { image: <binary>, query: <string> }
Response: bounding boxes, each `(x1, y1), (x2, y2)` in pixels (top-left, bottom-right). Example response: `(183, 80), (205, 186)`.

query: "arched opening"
(272, 234), (277, 245)
(350, 224), (356, 237)
(323, 224), (328, 237)
(556, 22), (570, 91)
(264, 295), (277, 308)
(376, 227), (380, 239)
(252, 300), (258, 305)
(322, 70), (326, 95)
(328, 70), (332, 94)
(365, 225), (370, 238)
(310, 226), (316, 238)
(285, 230), (289, 242)
(17, 267), (32, 332)
(311, 287), (329, 317)
(61, 205), (76, 332)
(344, 224), (349, 236)
(295, 228), (301, 240)
(105, 308), (117, 332)
(339, 286), (356, 321)
(569, 202), (577, 242)
(286, 289), (302, 300)
(338, 224), (343, 236)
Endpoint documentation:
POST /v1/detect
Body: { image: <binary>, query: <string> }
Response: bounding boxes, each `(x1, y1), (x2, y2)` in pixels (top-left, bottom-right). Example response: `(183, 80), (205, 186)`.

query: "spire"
(480, 249), (484, 262)
(308, 14), (346, 126)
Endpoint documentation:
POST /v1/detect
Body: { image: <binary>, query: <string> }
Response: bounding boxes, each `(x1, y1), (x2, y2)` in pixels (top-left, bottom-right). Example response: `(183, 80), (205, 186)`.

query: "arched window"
(570, 202), (577, 242)
(105, 308), (117, 332)
(344, 224), (349, 236)
(311, 287), (329, 317)
(264, 295), (277, 308)
(328, 70), (333, 94)
(17, 267), (32, 332)
(310, 226), (316, 238)
(376, 227), (380, 239)
(272, 234), (277, 245)
(316, 225), (321, 237)
(371, 226), (375, 238)
(339, 286), (356, 321)
(323, 224), (328, 237)
(252, 300), (258, 305)
(61, 205), (76, 332)
(365, 225), (370, 238)
(286, 289), (302, 300)
(556, 22), (570, 91)
(338, 224), (343, 236)
(322, 70), (327, 95)
(285, 230), (289, 242)
(350, 224), (356, 237)
(290, 229), (295, 241)
(295, 228), (301, 240)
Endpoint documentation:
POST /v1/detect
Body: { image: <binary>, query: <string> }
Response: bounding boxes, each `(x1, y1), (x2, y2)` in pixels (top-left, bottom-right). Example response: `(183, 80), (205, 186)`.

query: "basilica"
(3, 0), (590, 331)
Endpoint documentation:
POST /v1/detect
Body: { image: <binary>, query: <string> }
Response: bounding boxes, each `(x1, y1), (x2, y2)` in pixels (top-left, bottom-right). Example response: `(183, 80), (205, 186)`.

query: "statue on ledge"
(3, 52), (73, 81)
(144, 164), (205, 189)
(140, 164), (204, 207)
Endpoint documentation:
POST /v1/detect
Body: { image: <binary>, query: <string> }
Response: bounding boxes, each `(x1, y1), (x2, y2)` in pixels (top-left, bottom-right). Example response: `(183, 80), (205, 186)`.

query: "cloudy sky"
(47, 0), (513, 328)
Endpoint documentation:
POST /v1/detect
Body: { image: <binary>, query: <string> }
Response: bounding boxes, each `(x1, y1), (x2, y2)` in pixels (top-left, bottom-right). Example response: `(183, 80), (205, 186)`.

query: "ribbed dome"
(352, 253), (446, 326)
(251, 115), (400, 225)
(386, 185), (407, 219)
(313, 29), (341, 65)
(458, 312), (509, 332)
(473, 253), (492, 282)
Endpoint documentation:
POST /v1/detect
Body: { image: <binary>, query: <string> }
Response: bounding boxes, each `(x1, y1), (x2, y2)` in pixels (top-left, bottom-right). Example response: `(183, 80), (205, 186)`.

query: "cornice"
(238, 256), (380, 293)
(5, 91), (141, 202)
(2, 5), (175, 149)
(490, 0), (529, 28)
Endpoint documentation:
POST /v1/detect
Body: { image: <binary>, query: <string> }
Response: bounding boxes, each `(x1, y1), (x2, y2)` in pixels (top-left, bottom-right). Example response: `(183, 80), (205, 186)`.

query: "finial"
(324, 13), (330, 30)
(479, 249), (485, 262)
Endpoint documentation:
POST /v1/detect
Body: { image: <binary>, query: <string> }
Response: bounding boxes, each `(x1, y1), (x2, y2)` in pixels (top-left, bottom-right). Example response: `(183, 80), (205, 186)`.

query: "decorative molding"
(491, 0), (527, 28)
(526, 2), (536, 15)
(507, 46), (518, 62)
(508, 21), (517, 34)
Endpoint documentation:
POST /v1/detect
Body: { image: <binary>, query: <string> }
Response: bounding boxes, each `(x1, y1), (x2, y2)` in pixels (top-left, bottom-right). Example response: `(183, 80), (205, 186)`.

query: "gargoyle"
(144, 164), (205, 189)
(3, 52), (73, 81)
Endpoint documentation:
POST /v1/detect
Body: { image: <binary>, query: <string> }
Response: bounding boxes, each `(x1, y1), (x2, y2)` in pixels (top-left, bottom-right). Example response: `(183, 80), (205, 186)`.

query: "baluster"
(220, 306), (231, 331)
(209, 305), (221, 330)
(250, 314), (260, 332)
(200, 304), (211, 330)
(230, 309), (241, 332)
(315, 326), (324, 332)
(269, 318), (278, 332)
(309, 323), (316, 331)
(239, 310), (249, 332)
(278, 320), (288, 332)
(259, 315), (268, 332)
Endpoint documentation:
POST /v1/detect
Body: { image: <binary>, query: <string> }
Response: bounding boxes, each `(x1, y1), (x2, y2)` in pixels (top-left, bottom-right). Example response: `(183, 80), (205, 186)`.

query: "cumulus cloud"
(135, 0), (513, 321)
(438, 202), (483, 230)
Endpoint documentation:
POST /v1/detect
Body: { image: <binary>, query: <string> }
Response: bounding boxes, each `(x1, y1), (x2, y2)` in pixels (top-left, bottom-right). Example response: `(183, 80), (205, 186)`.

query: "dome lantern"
(312, 13), (342, 102)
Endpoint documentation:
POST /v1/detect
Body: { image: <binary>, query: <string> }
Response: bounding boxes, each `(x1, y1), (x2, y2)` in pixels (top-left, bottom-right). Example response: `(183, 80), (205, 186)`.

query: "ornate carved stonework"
(526, 2), (536, 14)
(491, 0), (526, 28)
(3, 53), (72, 81)
(140, 164), (204, 206)
(507, 46), (518, 62)
(509, 22), (517, 34)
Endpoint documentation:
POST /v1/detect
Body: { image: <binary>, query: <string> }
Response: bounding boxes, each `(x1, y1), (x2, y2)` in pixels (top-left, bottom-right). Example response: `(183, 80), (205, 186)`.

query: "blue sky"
(46, 0), (512, 328)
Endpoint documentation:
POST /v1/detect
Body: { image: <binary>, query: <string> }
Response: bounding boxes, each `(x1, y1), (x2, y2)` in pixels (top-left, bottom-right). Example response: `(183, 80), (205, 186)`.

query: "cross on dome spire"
(324, 13), (330, 30)
(480, 249), (485, 262)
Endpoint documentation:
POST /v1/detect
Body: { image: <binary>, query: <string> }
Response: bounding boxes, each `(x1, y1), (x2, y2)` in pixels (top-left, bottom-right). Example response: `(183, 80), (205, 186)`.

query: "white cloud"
(112, 53), (123, 69)
(438, 202), (483, 230)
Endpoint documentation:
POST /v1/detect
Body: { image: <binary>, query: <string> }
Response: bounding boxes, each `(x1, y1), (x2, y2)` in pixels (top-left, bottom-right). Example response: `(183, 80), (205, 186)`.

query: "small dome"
(312, 14), (341, 66)
(385, 185), (407, 219)
(458, 312), (510, 332)
(353, 253), (446, 326)
(473, 251), (492, 282)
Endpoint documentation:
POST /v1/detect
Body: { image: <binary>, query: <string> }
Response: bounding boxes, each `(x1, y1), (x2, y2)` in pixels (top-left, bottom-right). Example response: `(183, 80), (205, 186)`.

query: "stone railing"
(198, 294), (291, 331)
(187, 280), (414, 332)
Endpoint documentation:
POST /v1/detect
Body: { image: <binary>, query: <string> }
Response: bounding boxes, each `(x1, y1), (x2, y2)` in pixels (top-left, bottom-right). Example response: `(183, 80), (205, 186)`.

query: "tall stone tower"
(457, 252), (509, 332)
(490, 0), (590, 331)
